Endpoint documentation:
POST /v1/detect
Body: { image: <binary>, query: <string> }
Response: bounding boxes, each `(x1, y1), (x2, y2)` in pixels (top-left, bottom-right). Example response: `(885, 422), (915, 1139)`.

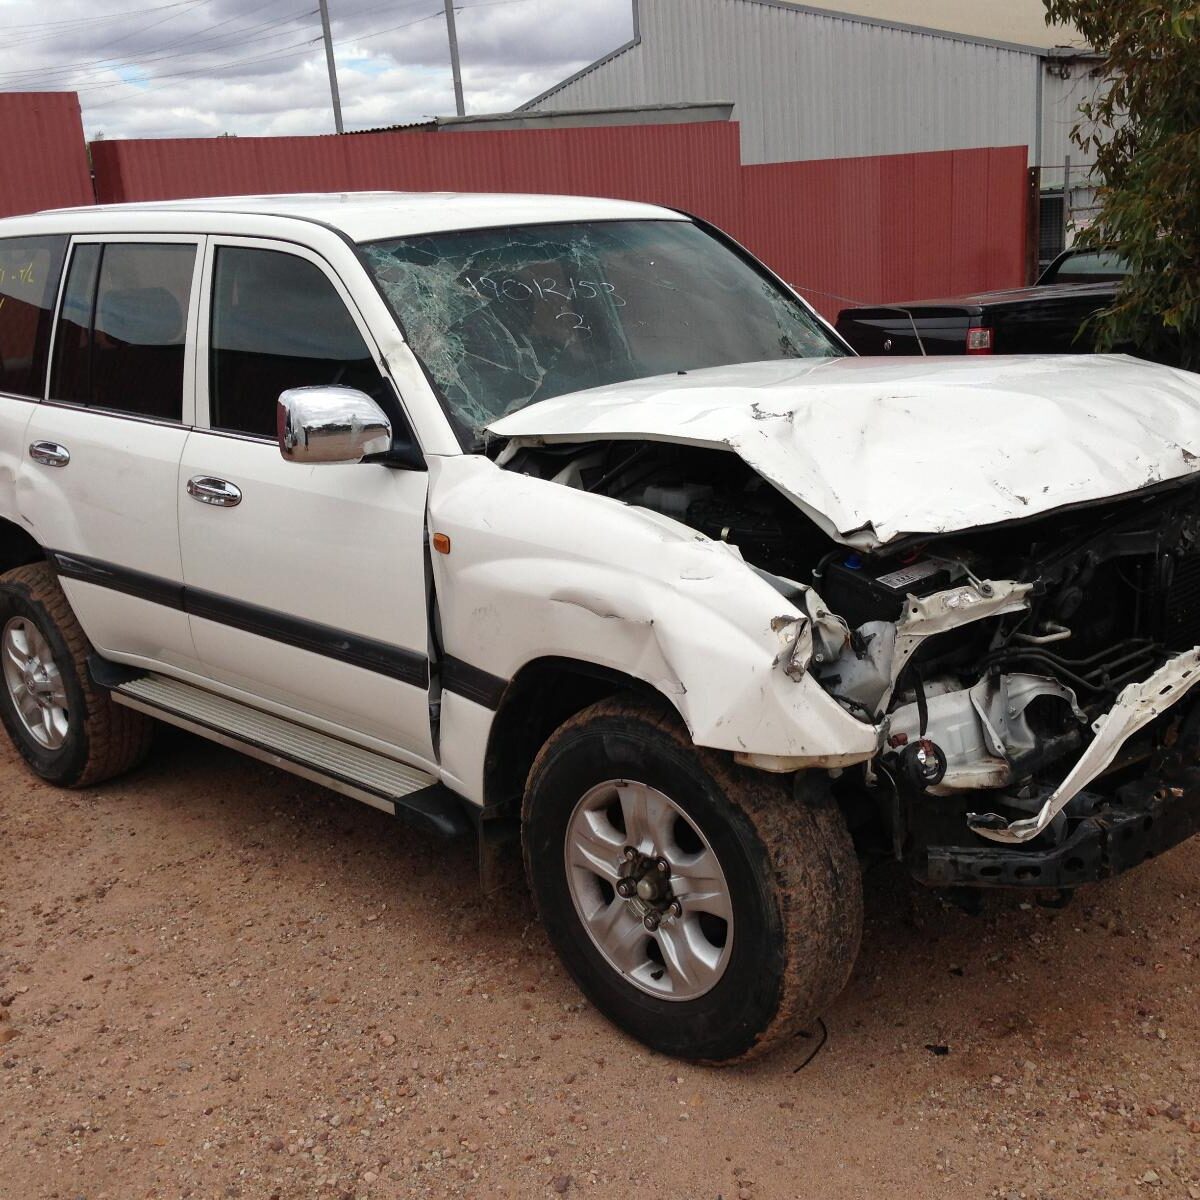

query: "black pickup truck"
(834, 248), (1129, 356)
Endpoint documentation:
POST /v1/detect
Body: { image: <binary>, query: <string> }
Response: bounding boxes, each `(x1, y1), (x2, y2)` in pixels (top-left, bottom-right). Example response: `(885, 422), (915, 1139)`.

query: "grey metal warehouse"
(522, 0), (1103, 261)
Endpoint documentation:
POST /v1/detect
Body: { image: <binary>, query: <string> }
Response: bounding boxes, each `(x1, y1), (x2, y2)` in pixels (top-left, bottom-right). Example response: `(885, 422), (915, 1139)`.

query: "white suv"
(2, 192), (1200, 1062)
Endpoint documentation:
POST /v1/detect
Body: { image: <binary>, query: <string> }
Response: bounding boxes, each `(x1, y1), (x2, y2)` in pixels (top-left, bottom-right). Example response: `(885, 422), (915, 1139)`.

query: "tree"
(1044, 1), (1200, 368)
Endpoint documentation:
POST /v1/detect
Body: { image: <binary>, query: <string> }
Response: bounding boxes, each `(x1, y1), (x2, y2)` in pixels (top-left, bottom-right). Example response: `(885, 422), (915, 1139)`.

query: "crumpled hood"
(488, 354), (1200, 548)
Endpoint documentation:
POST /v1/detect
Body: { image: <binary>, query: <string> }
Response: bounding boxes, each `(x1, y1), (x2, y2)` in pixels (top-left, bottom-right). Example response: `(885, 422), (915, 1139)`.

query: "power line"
(82, 7), (445, 108)
(4, 0), (201, 40)
(5, 0), (435, 87)
(58, 0), (208, 62)
(84, 39), (325, 108)
(0, 4), (318, 88)
(71, 0), (530, 125)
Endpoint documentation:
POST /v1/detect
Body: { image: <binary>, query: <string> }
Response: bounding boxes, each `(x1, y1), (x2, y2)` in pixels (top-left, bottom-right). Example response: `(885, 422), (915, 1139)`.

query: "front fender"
(428, 456), (879, 769)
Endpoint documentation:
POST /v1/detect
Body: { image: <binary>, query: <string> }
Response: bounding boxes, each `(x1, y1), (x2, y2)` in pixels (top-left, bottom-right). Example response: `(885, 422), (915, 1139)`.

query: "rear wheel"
(0, 562), (153, 787)
(522, 696), (862, 1062)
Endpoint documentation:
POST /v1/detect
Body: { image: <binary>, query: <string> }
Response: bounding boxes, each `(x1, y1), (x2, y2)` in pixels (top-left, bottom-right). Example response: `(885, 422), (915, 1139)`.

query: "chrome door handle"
(186, 476), (242, 507)
(29, 441), (70, 468)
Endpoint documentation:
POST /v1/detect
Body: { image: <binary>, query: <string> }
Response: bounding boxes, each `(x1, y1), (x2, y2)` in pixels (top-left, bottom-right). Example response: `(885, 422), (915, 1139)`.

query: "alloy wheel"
(564, 778), (734, 1001)
(2, 616), (70, 750)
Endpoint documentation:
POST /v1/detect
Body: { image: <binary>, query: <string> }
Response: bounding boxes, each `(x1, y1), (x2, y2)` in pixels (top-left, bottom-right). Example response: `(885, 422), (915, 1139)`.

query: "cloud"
(0, 0), (634, 139)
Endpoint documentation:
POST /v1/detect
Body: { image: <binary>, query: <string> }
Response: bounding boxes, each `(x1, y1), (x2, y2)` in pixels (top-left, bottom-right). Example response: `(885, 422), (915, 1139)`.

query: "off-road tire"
(0, 562), (153, 787)
(522, 696), (862, 1063)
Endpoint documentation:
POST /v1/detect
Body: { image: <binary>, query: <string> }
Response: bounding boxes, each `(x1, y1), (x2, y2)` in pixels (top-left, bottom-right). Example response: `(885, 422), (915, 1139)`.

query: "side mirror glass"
(276, 386), (393, 464)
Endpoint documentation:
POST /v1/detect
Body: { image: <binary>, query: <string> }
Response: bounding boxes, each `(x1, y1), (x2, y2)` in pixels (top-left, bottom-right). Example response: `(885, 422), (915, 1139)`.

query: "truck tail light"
(965, 327), (994, 354)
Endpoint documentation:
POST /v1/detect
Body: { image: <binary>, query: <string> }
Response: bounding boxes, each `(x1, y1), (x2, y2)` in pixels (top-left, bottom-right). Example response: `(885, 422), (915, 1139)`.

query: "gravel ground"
(2, 727), (1198, 1200)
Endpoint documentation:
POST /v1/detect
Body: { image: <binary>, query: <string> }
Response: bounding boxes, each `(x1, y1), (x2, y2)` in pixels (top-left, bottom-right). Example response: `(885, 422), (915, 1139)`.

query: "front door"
(178, 238), (434, 764)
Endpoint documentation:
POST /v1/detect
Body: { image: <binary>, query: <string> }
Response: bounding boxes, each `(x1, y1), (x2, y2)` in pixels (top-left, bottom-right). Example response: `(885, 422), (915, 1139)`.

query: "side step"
(111, 674), (469, 838)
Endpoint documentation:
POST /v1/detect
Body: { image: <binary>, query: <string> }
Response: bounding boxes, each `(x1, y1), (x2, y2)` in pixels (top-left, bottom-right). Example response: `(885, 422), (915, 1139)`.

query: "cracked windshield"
(363, 219), (841, 437)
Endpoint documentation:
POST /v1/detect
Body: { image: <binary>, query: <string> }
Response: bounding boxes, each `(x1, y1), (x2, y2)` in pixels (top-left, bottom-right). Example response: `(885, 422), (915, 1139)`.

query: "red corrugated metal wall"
(90, 123), (745, 234)
(0, 93), (93, 218)
(88, 126), (1026, 316)
(739, 146), (1028, 316)
(0, 95), (1028, 312)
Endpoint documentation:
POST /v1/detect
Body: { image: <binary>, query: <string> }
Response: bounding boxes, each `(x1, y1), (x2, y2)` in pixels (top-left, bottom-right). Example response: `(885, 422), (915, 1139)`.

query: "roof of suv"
(43, 191), (683, 242)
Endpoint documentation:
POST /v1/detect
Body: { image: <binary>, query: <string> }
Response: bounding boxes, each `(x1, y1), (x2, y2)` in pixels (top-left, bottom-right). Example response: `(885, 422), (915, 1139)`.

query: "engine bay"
(502, 437), (1200, 844)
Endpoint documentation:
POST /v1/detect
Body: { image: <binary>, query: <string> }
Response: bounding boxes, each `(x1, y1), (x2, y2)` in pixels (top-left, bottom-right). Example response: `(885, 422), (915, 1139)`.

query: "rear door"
(0, 235), (67, 530)
(22, 235), (203, 671)
(177, 237), (434, 762)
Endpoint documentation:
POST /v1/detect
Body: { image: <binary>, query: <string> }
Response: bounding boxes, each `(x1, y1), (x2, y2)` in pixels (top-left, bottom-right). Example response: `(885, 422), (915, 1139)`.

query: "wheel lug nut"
(643, 912), (661, 932)
(668, 901), (682, 918)
(623, 846), (637, 861)
(655, 857), (670, 875)
(616, 878), (637, 899)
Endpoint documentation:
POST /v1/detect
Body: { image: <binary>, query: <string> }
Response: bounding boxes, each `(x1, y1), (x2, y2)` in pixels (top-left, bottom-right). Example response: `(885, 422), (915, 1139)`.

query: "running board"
(111, 674), (469, 839)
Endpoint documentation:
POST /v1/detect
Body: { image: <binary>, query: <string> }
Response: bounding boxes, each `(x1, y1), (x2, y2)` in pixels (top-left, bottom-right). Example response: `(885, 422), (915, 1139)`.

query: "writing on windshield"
(363, 219), (841, 438)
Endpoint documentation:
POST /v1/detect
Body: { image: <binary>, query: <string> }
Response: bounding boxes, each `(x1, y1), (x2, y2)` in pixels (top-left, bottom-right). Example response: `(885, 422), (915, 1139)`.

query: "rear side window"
(0, 235), (67, 399)
(50, 242), (195, 421)
(209, 246), (380, 438)
(1041, 249), (1130, 285)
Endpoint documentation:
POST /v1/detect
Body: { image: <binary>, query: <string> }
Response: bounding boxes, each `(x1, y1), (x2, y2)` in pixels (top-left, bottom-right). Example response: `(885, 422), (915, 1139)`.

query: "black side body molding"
(52, 549), (510, 705)
(186, 586), (428, 687)
(442, 655), (507, 710)
(52, 551), (185, 610)
(49, 549), (427, 688)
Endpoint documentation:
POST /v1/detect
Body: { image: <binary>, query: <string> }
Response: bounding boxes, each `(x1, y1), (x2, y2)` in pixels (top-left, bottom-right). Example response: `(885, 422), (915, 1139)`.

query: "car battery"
(819, 554), (955, 629)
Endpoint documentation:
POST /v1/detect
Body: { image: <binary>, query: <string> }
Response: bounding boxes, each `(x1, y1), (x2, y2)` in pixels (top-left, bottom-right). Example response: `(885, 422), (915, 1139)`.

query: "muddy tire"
(522, 696), (862, 1063)
(0, 562), (153, 787)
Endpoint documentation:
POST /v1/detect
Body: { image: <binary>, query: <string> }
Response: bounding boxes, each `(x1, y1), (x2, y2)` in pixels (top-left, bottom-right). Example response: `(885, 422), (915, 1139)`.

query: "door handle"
(29, 441), (70, 468)
(186, 476), (242, 508)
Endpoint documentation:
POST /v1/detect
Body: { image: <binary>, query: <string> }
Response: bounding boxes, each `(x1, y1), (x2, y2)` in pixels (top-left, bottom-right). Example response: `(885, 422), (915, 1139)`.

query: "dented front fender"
(427, 455), (880, 776)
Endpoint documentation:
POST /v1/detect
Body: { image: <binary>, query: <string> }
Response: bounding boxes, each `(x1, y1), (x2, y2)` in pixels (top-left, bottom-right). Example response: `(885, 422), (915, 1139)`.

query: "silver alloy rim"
(564, 779), (734, 1001)
(2, 617), (70, 750)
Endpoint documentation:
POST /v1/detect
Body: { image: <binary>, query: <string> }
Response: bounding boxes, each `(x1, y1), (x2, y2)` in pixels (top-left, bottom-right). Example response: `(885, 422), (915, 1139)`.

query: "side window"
(0, 235), (67, 400)
(209, 246), (381, 438)
(50, 241), (195, 421)
(52, 243), (101, 405)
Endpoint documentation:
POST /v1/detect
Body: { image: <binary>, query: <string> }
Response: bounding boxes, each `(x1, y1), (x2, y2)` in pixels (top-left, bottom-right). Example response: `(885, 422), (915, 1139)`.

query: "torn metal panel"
(820, 578), (1031, 718)
(888, 673), (1085, 793)
(883, 579), (1032, 709)
(967, 646), (1200, 843)
(489, 354), (1200, 548)
(427, 455), (882, 803)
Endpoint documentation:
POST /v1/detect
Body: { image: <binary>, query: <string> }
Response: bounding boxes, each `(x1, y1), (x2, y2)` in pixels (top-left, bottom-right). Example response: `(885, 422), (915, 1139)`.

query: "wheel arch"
(482, 655), (681, 812)
(0, 517), (45, 576)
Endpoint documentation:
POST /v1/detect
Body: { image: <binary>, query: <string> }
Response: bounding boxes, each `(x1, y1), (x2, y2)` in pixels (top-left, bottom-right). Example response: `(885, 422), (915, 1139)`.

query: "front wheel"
(522, 697), (862, 1063)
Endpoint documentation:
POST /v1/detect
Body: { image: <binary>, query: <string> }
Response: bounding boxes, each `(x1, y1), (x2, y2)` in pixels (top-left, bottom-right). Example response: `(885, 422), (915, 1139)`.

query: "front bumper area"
(965, 646), (1200, 844)
(918, 760), (1200, 889)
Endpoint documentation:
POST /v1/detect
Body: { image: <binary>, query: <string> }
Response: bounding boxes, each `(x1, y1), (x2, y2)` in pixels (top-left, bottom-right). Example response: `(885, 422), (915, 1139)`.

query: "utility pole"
(318, 0), (344, 134)
(443, 0), (465, 117)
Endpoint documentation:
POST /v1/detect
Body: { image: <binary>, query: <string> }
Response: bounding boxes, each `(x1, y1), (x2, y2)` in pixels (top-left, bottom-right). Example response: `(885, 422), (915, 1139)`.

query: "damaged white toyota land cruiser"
(2, 192), (1200, 1062)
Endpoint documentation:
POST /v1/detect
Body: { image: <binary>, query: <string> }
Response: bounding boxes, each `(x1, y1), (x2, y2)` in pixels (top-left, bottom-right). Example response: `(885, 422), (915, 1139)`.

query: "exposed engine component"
(898, 738), (947, 790)
(502, 435), (1200, 828)
(817, 553), (961, 628)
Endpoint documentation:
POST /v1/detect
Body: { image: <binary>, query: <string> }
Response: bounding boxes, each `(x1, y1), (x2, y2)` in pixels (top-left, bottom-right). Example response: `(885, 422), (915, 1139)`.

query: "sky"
(0, 0), (635, 140)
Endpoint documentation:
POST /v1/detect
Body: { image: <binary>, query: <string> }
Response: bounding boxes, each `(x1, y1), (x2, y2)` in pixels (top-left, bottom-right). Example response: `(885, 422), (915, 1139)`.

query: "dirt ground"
(2, 727), (1198, 1200)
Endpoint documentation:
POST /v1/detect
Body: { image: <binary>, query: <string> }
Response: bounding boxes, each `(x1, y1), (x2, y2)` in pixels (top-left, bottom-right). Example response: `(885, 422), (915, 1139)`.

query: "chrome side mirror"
(276, 386), (392, 464)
